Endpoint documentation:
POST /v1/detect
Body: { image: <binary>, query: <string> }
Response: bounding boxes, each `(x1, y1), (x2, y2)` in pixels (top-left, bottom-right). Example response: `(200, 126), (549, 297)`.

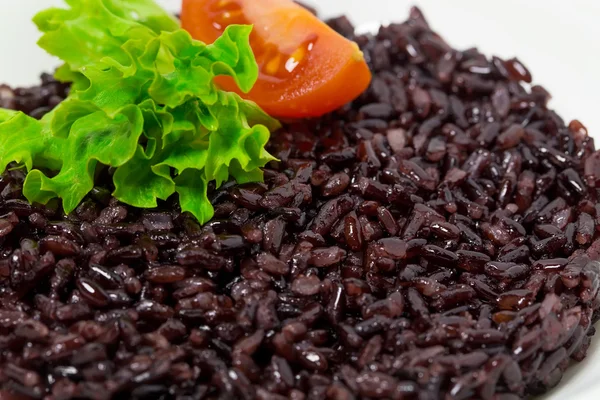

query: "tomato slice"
(181, 0), (372, 118)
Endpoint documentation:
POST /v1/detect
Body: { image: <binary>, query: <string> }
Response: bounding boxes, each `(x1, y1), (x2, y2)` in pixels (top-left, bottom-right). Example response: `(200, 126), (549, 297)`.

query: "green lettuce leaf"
(23, 104), (145, 212)
(112, 141), (176, 208)
(33, 1), (155, 74)
(175, 169), (214, 224)
(0, 0), (279, 223)
(0, 108), (17, 123)
(0, 112), (46, 172)
(101, 0), (179, 34)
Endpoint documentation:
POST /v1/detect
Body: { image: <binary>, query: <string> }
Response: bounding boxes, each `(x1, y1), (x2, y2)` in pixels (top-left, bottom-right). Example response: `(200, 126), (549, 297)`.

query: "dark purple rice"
(1, 6), (600, 400)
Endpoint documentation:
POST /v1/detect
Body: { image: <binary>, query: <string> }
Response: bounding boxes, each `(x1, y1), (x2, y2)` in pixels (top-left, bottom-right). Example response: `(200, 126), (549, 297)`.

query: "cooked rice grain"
(1, 7), (600, 400)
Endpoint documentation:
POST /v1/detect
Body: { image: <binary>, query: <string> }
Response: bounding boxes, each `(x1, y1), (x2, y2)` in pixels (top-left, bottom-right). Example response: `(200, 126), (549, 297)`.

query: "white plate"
(1, 1), (599, 399)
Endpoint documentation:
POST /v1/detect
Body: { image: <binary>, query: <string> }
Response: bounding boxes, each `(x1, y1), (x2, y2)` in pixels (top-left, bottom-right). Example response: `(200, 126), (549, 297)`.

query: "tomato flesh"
(181, 0), (372, 118)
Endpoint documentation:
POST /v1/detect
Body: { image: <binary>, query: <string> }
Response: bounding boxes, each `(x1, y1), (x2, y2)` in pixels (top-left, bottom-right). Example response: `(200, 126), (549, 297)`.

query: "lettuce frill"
(0, 0), (278, 223)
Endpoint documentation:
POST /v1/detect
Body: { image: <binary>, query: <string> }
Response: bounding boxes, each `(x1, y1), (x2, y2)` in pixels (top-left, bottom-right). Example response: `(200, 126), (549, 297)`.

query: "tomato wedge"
(181, 0), (372, 118)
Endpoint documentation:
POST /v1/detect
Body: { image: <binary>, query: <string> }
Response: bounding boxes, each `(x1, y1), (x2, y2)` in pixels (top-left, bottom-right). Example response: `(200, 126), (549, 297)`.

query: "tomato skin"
(181, 0), (372, 118)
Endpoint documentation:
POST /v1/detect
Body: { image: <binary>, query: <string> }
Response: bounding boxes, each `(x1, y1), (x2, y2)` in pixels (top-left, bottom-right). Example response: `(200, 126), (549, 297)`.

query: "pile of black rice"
(1, 7), (600, 400)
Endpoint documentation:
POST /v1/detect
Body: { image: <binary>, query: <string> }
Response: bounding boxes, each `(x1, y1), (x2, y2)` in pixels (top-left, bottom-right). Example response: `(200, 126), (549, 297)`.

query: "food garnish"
(181, 0), (372, 118)
(0, 0), (279, 224)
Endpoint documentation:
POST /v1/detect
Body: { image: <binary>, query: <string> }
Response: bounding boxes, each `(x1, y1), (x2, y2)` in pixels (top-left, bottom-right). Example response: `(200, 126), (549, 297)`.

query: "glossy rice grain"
(0, 7), (599, 400)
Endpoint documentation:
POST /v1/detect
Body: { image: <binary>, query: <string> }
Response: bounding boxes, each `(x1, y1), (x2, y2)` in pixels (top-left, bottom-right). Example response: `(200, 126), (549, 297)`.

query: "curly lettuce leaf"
(0, 0), (279, 224)
(175, 169), (214, 224)
(145, 30), (217, 108)
(0, 108), (17, 123)
(23, 104), (145, 213)
(112, 141), (175, 208)
(204, 92), (277, 187)
(204, 24), (258, 93)
(0, 112), (46, 172)
(34, 1), (154, 73)
(101, 0), (179, 34)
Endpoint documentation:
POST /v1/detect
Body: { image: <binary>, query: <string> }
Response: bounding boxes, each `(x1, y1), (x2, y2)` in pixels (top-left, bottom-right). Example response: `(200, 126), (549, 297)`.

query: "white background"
(1, 1), (600, 399)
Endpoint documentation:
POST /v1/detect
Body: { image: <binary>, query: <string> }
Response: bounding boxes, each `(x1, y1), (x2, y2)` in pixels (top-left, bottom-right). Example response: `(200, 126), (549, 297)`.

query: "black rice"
(1, 6), (600, 400)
